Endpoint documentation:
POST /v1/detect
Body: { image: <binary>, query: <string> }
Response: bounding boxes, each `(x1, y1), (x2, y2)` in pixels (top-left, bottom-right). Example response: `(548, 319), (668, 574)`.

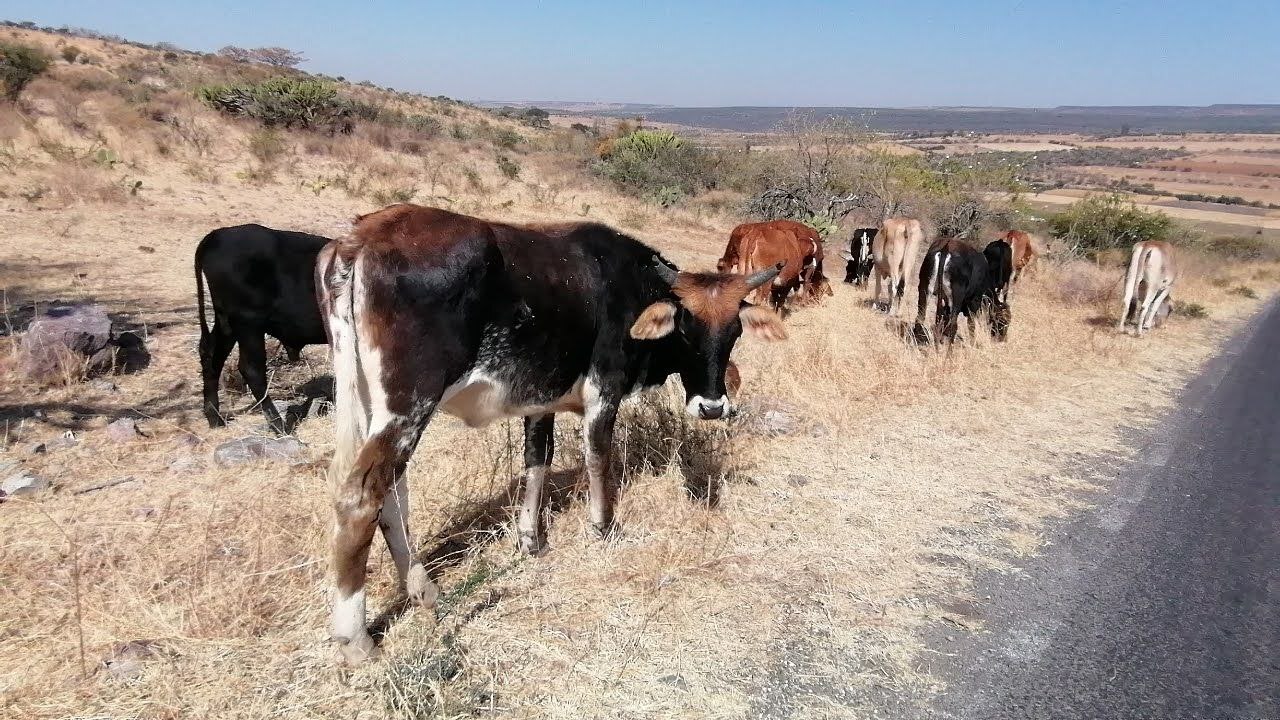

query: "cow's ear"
(630, 301), (677, 340)
(739, 305), (787, 341)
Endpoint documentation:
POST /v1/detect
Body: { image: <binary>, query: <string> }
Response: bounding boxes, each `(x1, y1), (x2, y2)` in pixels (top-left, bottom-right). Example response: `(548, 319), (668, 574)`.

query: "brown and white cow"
(1118, 240), (1177, 336)
(873, 217), (925, 315)
(999, 230), (1038, 288)
(730, 220), (829, 312)
(316, 205), (786, 664)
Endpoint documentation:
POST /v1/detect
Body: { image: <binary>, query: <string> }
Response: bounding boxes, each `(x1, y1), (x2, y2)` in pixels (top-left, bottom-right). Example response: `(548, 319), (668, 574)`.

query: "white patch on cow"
(685, 394), (730, 419)
(858, 237), (870, 264)
(440, 371), (587, 427)
(331, 588), (367, 642)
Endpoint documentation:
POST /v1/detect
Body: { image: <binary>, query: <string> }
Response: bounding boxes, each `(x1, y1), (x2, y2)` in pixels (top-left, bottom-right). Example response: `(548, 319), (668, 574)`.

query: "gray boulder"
(17, 305), (151, 381)
(212, 436), (307, 467)
(1, 471), (50, 498)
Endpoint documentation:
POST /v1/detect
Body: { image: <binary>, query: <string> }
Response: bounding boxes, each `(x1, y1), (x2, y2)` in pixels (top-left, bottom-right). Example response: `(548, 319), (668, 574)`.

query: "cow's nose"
(698, 403), (725, 420)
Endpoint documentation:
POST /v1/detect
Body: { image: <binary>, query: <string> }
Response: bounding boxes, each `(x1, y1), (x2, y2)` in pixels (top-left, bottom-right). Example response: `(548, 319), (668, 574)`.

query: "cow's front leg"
(582, 382), (620, 539)
(518, 414), (555, 555)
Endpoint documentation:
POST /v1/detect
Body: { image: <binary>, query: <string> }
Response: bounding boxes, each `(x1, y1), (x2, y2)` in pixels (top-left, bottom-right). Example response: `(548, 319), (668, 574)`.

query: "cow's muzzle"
(687, 395), (729, 420)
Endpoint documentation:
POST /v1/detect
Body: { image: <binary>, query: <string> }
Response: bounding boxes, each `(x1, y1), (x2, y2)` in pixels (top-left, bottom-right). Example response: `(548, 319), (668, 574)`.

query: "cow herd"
(191, 204), (1177, 663)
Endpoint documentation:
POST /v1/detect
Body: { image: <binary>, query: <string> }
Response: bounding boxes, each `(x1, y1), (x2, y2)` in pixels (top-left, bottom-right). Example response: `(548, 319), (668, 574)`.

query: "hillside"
(2, 24), (1279, 720)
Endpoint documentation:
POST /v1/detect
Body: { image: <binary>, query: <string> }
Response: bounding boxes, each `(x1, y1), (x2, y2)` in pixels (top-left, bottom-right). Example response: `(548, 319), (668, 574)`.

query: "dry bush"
(47, 163), (133, 204)
(1046, 258), (1118, 310)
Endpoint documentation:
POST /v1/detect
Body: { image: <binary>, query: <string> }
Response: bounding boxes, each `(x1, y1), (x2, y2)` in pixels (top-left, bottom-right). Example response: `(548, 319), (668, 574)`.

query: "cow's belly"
(438, 370), (586, 428)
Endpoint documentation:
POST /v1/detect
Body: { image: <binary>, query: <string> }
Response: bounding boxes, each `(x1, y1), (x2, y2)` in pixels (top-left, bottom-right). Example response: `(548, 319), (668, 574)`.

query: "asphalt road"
(929, 300), (1280, 720)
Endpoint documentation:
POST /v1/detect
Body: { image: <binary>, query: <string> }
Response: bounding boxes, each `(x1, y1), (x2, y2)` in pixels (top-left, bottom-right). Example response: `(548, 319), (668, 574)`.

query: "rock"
(105, 418), (145, 443)
(31, 432), (78, 455)
(112, 331), (151, 373)
(90, 379), (119, 393)
(132, 506), (157, 519)
(658, 674), (689, 691)
(168, 456), (204, 474)
(785, 473), (812, 487)
(1, 471), (49, 498)
(173, 433), (203, 449)
(102, 640), (161, 679)
(19, 304), (112, 380)
(212, 436), (306, 467)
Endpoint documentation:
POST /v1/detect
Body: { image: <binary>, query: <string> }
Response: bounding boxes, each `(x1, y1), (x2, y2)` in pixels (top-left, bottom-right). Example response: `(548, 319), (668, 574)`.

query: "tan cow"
(1118, 240), (1177, 336)
(873, 217), (925, 315)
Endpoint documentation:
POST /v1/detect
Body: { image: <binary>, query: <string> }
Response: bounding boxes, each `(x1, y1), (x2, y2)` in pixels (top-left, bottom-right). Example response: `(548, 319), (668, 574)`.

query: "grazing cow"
(873, 217), (926, 315)
(915, 238), (1011, 344)
(735, 220), (828, 312)
(1000, 230), (1038, 287)
(1118, 240), (1177, 336)
(842, 227), (878, 285)
(316, 204), (787, 664)
(984, 239), (1014, 304)
(195, 224), (331, 433)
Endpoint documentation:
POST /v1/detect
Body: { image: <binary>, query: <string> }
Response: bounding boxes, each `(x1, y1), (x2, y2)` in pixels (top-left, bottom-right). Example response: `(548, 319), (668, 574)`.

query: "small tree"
(0, 42), (50, 101)
(1048, 194), (1174, 255)
(249, 47), (306, 68)
(217, 45), (252, 62)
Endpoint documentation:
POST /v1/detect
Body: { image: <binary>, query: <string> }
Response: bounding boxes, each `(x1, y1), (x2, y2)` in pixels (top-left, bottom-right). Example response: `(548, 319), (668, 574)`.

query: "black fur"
(843, 228), (878, 285)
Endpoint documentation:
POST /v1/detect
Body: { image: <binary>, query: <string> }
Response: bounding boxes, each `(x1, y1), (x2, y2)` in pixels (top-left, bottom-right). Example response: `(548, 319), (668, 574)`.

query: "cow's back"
(197, 224), (330, 345)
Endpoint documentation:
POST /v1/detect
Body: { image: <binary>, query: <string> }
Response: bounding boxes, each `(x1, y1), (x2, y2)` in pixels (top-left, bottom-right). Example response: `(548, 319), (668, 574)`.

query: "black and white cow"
(914, 238), (1010, 344)
(842, 227), (878, 285)
(195, 224), (331, 433)
(316, 204), (788, 664)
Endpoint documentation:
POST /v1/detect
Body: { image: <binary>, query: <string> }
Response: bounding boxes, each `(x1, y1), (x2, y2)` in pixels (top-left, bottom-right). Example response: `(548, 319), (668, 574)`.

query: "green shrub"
(495, 154), (520, 180)
(595, 129), (712, 201)
(405, 114), (441, 136)
(649, 185), (684, 208)
(450, 123), (470, 140)
(493, 128), (522, 150)
(247, 128), (288, 164)
(1201, 235), (1280, 262)
(0, 42), (51, 101)
(1229, 285), (1258, 299)
(1047, 194), (1175, 255)
(371, 185), (416, 205)
(197, 77), (352, 131)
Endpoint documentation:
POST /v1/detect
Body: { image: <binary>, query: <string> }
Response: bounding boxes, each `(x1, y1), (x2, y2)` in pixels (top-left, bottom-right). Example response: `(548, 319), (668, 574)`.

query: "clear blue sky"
(4, 1), (1277, 107)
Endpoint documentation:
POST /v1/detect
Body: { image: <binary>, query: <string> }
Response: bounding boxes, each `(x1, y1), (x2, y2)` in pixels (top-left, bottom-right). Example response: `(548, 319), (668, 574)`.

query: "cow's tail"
(320, 240), (370, 489)
(1119, 242), (1148, 330)
(194, 238), (211, 348)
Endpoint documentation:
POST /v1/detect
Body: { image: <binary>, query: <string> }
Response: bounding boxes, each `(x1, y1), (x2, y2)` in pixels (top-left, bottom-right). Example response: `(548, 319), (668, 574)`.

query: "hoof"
(518, 531), (545, 556)
(335, 633), (380, 666)
(406, 565), (439, 608)
(589, 520), (619, 542)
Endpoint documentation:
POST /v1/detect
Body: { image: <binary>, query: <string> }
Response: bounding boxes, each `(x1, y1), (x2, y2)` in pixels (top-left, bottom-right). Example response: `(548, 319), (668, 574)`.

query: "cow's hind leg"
(331, 416), (435, 665)
(236, 328), (287, 433)
(518, 414), (556, 555)
(200, 319), (236, 427)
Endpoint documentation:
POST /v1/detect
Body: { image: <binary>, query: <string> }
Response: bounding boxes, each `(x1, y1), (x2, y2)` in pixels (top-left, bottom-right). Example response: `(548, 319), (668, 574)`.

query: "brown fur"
(1000, 230), (1037, 280)
(672, 272), (754, 328)
(734, 221), (825, 310)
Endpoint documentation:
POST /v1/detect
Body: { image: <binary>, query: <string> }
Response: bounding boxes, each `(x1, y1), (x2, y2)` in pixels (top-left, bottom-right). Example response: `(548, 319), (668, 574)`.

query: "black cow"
(842, 227), (878, 285)
(195, 224), (331, 433)
(316, 204), (788, 664)
(914, 238), (1010, 344)
(983, 239), (1014, 304)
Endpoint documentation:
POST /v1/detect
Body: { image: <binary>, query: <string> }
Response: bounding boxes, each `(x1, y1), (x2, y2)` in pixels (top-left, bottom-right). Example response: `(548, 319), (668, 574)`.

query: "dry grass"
(1, 25), (1279, 720)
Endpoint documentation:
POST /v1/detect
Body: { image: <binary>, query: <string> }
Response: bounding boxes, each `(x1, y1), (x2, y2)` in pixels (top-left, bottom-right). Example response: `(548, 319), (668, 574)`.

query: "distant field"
(571, 105), (1280, 135)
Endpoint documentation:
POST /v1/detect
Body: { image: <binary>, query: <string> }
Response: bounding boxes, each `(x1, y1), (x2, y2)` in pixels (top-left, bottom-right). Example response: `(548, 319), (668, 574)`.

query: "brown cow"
(1000, 230), (1038, 288)
(873, 217), (925, 315)
(1118, 240), (1177, 336)
(732, 220), (828, 312)
(317, 205), (786, 664)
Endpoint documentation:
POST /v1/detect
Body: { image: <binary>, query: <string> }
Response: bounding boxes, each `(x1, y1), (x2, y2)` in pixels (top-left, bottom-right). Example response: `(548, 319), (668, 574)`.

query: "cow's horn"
(653, 256), (679, 286)
(745, 262), (784, 290)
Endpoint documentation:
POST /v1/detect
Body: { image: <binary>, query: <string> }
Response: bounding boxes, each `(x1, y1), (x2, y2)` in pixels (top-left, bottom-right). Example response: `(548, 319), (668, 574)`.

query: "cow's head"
(630, 258), (787, 419)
